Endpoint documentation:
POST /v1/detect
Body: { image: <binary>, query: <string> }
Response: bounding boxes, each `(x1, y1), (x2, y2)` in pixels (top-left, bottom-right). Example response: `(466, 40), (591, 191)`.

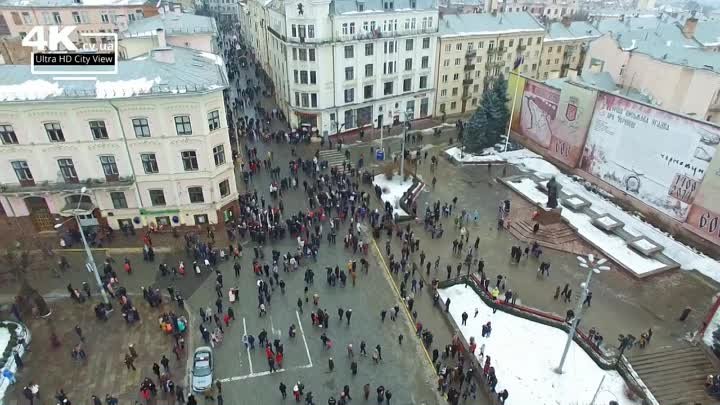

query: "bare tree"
(4, 239), (51, 317)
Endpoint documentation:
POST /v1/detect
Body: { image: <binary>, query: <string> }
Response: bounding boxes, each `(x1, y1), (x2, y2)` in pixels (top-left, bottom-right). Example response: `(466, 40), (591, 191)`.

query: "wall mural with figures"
(579, 93), (720, 221)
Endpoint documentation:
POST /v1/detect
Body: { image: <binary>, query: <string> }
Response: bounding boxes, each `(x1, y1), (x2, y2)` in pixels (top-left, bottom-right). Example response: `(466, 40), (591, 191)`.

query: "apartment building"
(0, 45), (239, 233)
(120, 9), (218, 58)
(0, 0), (159, 43)
(536, 18), (600, 80)
(241, 0), (439, 136)
(446, 0), (577, 18)
(434, 12), (544, 116)
(206, 0), (239, 20)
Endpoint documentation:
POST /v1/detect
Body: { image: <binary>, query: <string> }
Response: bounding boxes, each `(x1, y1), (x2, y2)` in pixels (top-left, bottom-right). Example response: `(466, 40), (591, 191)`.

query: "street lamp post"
(555, 254), (610, 374)
(55, 187), (110, 306)
(400, 109), (412, 179)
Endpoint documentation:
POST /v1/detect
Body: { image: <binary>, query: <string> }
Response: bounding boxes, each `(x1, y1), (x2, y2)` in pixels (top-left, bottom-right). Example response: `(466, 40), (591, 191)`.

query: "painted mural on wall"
(686, 148), (720, 242)
(515, 79), (595, 167)
(580, 93), (720, 221)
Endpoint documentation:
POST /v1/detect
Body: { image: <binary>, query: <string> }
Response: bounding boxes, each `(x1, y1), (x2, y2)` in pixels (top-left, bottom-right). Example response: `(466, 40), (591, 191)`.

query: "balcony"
(464, 64), (476, 71)
(336, 27), (438, 42)
(466, 49), (477, 58)
(516, 45), (526, 52)
(462, 91), (471, 100)
(462, 78), (474, 85)
(0, 176), (135, 195)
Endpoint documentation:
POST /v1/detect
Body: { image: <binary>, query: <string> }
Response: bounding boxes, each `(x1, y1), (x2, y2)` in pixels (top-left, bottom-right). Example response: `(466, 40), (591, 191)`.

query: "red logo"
(565, 104), (578, 121)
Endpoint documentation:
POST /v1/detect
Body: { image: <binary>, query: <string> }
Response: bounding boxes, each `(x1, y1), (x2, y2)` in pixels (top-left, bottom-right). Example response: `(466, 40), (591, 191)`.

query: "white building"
(0, 45), (239, 233)
(243, 0), (438, 136)
(120, 9), (218, 58)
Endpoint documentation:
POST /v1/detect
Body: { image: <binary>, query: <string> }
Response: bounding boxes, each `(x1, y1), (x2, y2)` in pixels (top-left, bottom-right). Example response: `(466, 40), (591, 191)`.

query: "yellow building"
(536, 17), (600, 80)
(434, 11), (545, 117)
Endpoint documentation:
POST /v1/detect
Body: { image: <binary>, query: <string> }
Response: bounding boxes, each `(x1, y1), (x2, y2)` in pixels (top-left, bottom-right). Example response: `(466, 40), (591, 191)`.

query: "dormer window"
(358, 3), (364, 11)
(410, 0), (416, 8)
(384, 1), (393, 9)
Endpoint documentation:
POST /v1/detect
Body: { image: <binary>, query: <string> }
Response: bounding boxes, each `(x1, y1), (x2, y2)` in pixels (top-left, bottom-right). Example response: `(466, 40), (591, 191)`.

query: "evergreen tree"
(463, 99), (491, 154)
(488, 75), (510, 140)
(463, 75), (512, 153)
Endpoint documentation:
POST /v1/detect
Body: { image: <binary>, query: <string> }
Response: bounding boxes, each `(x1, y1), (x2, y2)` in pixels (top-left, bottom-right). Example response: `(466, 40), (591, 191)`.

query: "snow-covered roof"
(332, 0), (437, 15)
(439, 11), (545, 37)
(0, 47), (227, 101)
(0, 0), (150, 7)
(545, 20), (601, 42)
(123, 12), (217, 37)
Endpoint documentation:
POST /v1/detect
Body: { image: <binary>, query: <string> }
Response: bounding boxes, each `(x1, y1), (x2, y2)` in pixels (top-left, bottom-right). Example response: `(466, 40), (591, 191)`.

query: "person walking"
(152, 362), (161, 379)
(279, 382), (287, 399)
(346, 309), (352, 326)
(328, 357), (334, 372)
(124, 354), (136, 371)
(74, 325), (84, 342)
(461, 312), (468, 326)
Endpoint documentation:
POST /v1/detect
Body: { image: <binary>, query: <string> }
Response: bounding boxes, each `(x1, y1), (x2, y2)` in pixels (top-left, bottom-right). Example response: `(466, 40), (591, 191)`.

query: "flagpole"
(504, 70), (521, 152)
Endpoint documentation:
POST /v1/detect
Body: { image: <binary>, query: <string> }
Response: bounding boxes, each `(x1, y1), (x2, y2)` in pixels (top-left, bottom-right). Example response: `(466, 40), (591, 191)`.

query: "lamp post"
(400, 109), (412, 179)
(55, 187), (110, 306)
(555, 254), (610, 374)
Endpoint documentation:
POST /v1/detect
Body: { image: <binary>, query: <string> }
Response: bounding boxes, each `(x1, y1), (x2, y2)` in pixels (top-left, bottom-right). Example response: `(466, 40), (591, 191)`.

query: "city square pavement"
(5, 297), (188, 405)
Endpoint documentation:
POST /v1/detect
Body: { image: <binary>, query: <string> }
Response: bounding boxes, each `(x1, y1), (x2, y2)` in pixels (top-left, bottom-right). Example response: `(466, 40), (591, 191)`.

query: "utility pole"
(400, 110), (410, 179)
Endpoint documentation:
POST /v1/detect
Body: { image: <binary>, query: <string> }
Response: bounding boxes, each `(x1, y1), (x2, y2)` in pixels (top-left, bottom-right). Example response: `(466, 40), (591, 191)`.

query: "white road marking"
(269, 314), (281, 336)
(243, 317), (253, 374)
(219, 364), (313, 382)
(296, 310), (313, 367)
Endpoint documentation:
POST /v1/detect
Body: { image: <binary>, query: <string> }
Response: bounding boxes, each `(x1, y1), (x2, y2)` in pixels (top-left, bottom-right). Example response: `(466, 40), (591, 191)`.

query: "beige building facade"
(536, 18), (600, 80)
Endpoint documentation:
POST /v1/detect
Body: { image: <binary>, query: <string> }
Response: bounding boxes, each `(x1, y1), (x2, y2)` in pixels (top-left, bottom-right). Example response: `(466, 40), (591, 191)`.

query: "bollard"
(680, 306), (692, 321)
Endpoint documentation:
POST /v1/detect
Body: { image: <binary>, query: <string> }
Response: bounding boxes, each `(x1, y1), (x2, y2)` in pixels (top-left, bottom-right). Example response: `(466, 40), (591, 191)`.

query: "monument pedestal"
(535, 206), (563, 225)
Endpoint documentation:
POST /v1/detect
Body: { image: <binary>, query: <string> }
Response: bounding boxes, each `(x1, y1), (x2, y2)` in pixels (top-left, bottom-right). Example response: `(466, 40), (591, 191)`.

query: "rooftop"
(439, 11), (544, 37)
(546, 20), (601, 41)
(545, 73), (653, 104)
(332, 0), (437, 15)
(693, 20), (720, 46)
(0, 0), (150, 7)
(123, 12), (217, 37)
(0, 47), (227, 102)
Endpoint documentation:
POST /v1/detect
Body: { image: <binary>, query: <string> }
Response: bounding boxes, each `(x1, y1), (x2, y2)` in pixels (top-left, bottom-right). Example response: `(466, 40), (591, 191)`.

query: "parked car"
(191, 346), (213, 392)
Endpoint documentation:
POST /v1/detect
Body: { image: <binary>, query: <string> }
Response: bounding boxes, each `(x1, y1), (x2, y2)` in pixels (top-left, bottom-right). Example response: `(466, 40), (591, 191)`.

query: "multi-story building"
(536, 17), (600, 80)
(444, 0), (577, 18)
(0, 45), (239, 232)
(242, 0), (439, 136)
(0, 0), (159, 43)
(434, 12), (544, 116)
(120, 8), (218, 59)
(206, 0), (239, 20)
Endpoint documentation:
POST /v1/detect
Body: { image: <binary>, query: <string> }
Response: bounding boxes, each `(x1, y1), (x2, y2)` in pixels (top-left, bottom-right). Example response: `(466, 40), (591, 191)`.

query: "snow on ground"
(445, 147), (505, 163)
(373, 174), (412, 217)
(509, 178), (666, 276)
(500, 148), (720, 282)
(0, 323), (28, 405)
(439, 285), (638, 405)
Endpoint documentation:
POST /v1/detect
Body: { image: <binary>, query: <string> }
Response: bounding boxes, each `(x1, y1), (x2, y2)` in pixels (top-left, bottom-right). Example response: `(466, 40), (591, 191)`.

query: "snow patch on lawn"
(445, 147), (505, 163)
(501, 149), (720, 282)
(439, 285), (639, 405)
(373, 174), (412, 217)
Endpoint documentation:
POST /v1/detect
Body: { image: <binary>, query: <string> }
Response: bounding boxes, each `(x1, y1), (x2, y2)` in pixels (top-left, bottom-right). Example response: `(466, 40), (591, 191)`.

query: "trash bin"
(376, 150), (384, 161)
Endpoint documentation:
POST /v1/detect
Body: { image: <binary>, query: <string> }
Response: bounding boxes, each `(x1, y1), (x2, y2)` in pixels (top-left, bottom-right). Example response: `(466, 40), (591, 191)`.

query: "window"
(308, 25), (315, 38)
(101, 13), (109, 23)
(555, 58), (559, 64)
(452, 87), (458, 96)
(291, 24), (297, 37)
(141, 153), (158, 174)
(383, 41), (395, 54)
(421, 56), (429, 69)
(88, 120), (108, 140)
(444, 44), (451, 52)
(450, 101), (457, 110)
(213, 144), (226, 166)
(301, 93), (309, 107)
(52, 12), (61, 23)
(384, 1), (393, 9)
(21, 12), (32, 24)
(342, 23), (348, 35)
(365, 43), (374, 56)
(345, 67), (354, 80)
(0, 124), (17, 144)
(349, 22), (355, 34)
(310, 71), (317, 84)
(100, 155), (118, 177)
(443, 59), (450, 67)
(439, 103), (446, 113)
(422, 37), (430, 49)
(406, 39), (413, 51)
(311, 93), (317, 107)
(132, 118), (150, 137)
(149, 189), (166, 206)
(72, 11), (81, 23)
(440, 89), (447, 97)
(174, 116), (192, 135)
(455, 58), (461, 66)
(383, 61), (395, 74)
(537, 37), (542, 45)
(344, 45), (354, 58)
(219, 179), (231, 197)
(403, 78), (411, 92)
(188, 186), (205, 203)
(453, 73), (459, 80)
(384, 81), (393, 95)
(110, 192), (127, 209)
(58, 159), (78, 182)
(298, 25), (306, 38)
(12, 160), (33, 183)
(441, 74), (448, 83)
(300, 70), (308, 84)
(344, 88), (354, 103)
(44, 122), (64, 142)
(309, 49), (316, 61)
(292, 48), (297, 60)
(208, 110), (220, 131)
(299, 49), (307, 61)
(364, 85), (373, 99)
(419, 76), (427, 89)
(405, 58), (412, 71)
(365, 64), (373, 77)
(181, 151), (199, 171)
(455, 43), (462, 51)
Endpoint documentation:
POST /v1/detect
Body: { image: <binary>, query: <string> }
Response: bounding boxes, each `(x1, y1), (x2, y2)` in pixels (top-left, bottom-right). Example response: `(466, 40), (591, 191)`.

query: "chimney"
(619, 14), (624, 22)
(561, 15), (571, 27)
(173, 3), (182, 14)
(682, 16), (698, 39)
(156, 28), (167, 48)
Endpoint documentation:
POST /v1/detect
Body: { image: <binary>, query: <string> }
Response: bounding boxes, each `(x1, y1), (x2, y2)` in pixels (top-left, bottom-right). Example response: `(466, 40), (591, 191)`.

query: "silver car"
(191, 346), (213, 392)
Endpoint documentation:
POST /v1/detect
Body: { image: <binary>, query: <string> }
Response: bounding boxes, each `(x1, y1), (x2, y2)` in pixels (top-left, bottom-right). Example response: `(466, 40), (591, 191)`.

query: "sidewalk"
(5, 296), (189, 405)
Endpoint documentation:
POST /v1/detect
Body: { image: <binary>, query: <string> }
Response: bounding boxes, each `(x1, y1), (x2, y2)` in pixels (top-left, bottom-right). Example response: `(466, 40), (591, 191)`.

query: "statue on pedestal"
(546, 177), (560, 209)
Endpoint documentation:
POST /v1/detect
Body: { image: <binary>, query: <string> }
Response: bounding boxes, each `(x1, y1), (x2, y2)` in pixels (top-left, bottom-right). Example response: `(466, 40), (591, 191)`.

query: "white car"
(191, 346), (213, 392)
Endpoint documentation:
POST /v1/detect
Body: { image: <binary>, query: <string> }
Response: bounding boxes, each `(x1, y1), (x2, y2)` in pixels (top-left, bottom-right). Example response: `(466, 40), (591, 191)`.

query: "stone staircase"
(507, 219), (589, 255)
(628, 346), (720, 405)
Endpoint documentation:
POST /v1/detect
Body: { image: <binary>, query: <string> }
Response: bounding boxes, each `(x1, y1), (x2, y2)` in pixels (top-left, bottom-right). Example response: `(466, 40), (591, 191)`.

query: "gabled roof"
(439, 11), (544, 37)
(123, 13), (218, 37)
(0, 47), (227, 102)
(546, 21), (601, 41)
